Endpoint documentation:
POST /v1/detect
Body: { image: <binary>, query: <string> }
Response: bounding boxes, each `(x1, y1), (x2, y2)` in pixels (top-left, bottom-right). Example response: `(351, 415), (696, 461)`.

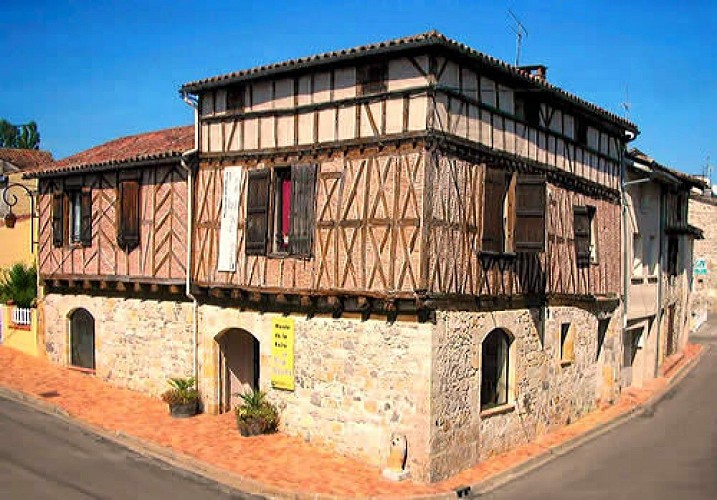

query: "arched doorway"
(69, 309), (95, 370)
(216, 329), (260, 412)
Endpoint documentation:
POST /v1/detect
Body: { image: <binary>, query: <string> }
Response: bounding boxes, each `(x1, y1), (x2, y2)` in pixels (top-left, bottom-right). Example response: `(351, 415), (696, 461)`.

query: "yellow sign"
(271, 317), (295, 391)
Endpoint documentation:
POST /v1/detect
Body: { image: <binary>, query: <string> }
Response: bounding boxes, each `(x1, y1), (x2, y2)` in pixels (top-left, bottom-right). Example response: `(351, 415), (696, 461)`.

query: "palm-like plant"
(161, 376), (199, 405)
(235, 388), (280, 435)
(0, 263), (37, 308)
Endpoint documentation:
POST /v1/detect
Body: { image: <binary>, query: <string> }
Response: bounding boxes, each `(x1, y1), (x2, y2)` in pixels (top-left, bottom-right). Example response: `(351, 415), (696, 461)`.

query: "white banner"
(217, 167), (243, 272)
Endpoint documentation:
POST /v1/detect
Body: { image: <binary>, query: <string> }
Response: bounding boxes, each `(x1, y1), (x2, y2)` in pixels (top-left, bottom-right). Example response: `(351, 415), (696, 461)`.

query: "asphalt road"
(484, 325), (717, 500)
(0, 396), (255, 500)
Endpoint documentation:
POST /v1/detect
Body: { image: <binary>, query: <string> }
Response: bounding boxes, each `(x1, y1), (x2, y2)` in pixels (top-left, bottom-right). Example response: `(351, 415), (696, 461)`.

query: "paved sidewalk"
(0, 343), (704, 499)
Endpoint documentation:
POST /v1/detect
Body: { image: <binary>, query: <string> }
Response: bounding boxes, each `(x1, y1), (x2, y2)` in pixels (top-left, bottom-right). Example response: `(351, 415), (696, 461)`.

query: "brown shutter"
(482, 167), (507, 253)
(290, 163), (317, 258)
(52, 192), (64, 247)
(117, 180), (140, 251)
(80, 187), (92, 247)
(245, 169), (270, 255)
(573, 205), (591, 266)
(515, 175), (546, 252)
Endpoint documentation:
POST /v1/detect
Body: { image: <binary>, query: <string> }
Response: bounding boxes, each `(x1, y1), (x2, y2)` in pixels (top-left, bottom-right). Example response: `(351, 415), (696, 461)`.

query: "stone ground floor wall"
(41, 293), (631, 484)
(427, 305), (623, 481)
(196, 306), (434, 480)
(42, 293), (194, 396)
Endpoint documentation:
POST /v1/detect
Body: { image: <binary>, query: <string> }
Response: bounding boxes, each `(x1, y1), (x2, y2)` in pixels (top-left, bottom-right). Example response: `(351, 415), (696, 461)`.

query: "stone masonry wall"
(196, 306), (434, 480)
(428, 305), (622, 481)
(43, 293), (194, 396)
(689, 195), (717, 317)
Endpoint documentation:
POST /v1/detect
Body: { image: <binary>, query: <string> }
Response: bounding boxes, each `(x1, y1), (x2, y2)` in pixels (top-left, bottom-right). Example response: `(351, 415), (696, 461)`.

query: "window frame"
(574, 204), (598, 267)
(560, 322), (575, 365)
(246, 164), (317, 259)
(357, 62), (388, 96)
(480, 329), (514, 411)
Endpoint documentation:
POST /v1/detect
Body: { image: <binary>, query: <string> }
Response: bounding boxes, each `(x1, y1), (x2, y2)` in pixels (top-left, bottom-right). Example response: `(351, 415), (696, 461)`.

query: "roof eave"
(24, 152), (185, 179)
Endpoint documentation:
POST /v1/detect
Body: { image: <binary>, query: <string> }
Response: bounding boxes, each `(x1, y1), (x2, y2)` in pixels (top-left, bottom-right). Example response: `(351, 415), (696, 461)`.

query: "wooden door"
(218, 329), (259, 412)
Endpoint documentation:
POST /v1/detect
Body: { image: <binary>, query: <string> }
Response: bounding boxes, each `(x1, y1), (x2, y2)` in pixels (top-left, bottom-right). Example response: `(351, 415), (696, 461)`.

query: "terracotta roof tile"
(26, 126), (194, 177)
(181, 30), (637, 131)
(0, 148), (53, 171)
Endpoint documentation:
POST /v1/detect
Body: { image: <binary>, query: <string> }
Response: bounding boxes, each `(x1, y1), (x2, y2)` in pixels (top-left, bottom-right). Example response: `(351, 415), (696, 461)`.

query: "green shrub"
(0, 263), (37, 308)
(161, 377), (199, 405)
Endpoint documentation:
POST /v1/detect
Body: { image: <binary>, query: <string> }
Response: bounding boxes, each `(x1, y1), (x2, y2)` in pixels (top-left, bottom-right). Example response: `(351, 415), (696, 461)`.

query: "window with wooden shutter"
(574, 205), (591, 266)
(246, 169), (270, 255)
(52, 192), (64, 247)
(482, 168), (508, 253)
(515, 175), (546, 252)
(290, 163), (317, 258)
(117, 179), (140, 251)
(80, 187), (92, 247)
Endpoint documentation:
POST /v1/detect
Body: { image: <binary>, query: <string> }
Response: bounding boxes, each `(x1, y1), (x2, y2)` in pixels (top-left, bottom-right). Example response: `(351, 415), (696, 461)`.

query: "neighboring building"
(689, 191), (717, 325)
(0, 148), (53, 268)
(31, 31), (689, 482)
(27, 126), (194, 384)
(623, 149), (704, 387)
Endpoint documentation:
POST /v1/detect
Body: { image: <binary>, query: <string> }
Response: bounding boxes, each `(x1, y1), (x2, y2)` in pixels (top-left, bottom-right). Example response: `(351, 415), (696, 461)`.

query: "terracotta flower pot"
(236, 416), (267, 436)
(168, 401), (198, 418)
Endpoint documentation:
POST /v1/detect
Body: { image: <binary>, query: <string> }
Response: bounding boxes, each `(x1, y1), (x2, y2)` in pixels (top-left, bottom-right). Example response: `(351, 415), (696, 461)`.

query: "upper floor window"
(575, 117), (588, 147)
(574, 205), (598, 266)
(482, 169), (546, 254)
(667, 236), (679, 276)
(52, 184), (91, 248)
(117, 173), (140, 252)
(245, 164), (317, 258)
(514, 92), (541, 128)
(226, 85), (246, 112)
(357, 62), (388, 96)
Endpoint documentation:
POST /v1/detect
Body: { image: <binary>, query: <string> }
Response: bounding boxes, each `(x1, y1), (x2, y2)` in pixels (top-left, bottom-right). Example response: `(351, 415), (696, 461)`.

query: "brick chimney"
(518, 65), (548, 82)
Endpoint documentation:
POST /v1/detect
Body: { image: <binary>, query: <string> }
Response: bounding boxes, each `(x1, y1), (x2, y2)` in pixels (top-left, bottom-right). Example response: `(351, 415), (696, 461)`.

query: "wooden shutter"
(290, 163), (317, 258)
(482, 167), (507, 253)
(117, 180), (140, 251)
(245, 169), (270, 255)
(515, 175), (546, 252)
(80, 187), (92, 247)
(52, 192), (64, 247)
(574, 205), (591, 265)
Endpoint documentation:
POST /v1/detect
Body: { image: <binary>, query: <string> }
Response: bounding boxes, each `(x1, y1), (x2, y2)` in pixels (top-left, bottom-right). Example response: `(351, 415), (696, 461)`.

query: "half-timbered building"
(32, 31), (651, 482)
(29, 126), (195, 394)
(178, 31), (637, 481)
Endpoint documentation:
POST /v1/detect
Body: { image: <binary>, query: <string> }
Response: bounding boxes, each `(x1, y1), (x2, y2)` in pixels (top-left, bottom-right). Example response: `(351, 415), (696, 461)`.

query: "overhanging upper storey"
(182, 31), (637, 193)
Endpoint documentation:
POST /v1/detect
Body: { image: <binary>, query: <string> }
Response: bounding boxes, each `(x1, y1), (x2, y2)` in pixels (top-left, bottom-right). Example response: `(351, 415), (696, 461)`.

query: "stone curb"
(0, 344), (708, 500)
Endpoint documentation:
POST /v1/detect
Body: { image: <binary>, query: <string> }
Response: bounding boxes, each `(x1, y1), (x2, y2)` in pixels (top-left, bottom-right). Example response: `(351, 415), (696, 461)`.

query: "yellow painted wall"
(2, 306), (38, 356)
(0, 173), (37, 269)
(0, 217), (35, 269)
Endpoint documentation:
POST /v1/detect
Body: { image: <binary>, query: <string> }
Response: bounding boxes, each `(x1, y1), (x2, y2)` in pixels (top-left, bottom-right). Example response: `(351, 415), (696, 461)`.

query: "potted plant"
(161, 377), (199, 418)
(235, 388), (280, 436)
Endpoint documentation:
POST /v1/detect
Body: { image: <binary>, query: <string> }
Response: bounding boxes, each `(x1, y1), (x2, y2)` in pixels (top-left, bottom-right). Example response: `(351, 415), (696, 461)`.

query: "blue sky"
(2, 1), (715, 177)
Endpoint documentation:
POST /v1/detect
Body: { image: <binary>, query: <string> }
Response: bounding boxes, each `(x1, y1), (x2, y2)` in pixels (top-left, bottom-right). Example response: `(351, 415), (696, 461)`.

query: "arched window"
(70, 309), (95, 370)
(481, 329), (512, 410)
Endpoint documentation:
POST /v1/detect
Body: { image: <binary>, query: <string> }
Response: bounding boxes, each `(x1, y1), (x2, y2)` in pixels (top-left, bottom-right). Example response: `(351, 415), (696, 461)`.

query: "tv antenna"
(703, 155), (712, 193)
(508, 9), (528, 66)
(621, 86), (632, 120)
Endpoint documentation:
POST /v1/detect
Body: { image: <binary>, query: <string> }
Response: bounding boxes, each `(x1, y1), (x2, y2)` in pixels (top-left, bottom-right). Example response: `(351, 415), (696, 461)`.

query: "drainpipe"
(181, 90), (200, 393)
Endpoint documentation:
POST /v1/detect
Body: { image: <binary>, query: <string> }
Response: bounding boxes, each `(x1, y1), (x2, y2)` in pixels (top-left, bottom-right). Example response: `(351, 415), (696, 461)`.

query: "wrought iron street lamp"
(0, 174), (38, 251)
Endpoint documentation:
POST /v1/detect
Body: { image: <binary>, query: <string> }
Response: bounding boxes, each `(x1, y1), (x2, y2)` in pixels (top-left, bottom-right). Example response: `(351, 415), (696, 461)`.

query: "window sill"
(68, 365), (95, 375)
(560, 359), (574, 367)
(480, 402), (515, 418)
